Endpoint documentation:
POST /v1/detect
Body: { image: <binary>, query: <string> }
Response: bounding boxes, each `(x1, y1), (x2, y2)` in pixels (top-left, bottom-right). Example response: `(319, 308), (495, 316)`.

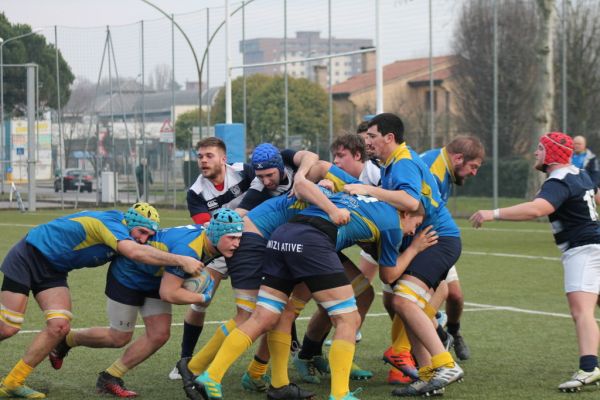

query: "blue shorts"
(0, 238), (68, 294)
(404, 236), (461, 289)
(262, 222), (345, 282)
(226, 232), (266, 290)
(105, 267), (161, 307)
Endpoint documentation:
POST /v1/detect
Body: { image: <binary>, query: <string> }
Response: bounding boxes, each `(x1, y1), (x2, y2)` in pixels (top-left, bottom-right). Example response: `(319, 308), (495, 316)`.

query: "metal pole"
(26, 64), (36, 212)
(225, 0), (232, 123)
(172, 13), (176, 208)
(0, 44), (4, 195)
(54, 26), (64, 208)
(561, 0), (567, 132)
(242, 2), (247, 132)
(284, 0), (289, 148)
(375, 0), (383, 114)
(328, 0), (333, 160)
(206, 8), (211, 130)
(492, 0), (499, 209)
(107, 27), (116, 207)
(141, 21), (148, 202)
(429, 0), (435, 149)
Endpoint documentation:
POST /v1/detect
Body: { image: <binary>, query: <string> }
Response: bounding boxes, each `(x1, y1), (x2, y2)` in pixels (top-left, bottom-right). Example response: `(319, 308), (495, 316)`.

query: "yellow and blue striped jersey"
(247, 164), (359, 238)
(110, 225), (216, 292)
(381, 143), (459, 237)
(420, 147), (454, 203)
(25, 210), (131, 272)
(300, 192), (403, 267)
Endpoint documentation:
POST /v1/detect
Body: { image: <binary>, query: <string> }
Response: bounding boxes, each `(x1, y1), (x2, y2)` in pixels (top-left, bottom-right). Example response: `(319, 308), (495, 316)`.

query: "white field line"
(462, 250), (560, 262)
(15, 302), (584, 335)
(461, 226), (550, 234)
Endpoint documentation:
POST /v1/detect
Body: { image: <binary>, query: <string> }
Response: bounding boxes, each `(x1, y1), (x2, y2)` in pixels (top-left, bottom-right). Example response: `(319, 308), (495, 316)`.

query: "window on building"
(425, 90), (438, 112)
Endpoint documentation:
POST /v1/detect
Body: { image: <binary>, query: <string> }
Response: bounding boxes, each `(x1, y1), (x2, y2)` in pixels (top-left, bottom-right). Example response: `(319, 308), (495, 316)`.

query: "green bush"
(456, 157), (530, 198)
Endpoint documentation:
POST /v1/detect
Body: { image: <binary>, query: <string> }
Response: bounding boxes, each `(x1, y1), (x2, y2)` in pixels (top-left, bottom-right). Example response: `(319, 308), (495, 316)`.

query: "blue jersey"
(420, 148), (454, 203)
(536, 166), (600, 252)
(381, 143), (459, 237)
(26, 210), (131, 272)
(247, 164), (359, 239)
(110, 225), (216, 292)
(300, 192), (403, 267)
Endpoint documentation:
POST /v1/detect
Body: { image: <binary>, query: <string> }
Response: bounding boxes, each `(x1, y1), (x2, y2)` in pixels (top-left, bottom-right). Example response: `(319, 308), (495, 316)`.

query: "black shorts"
(226, 232), (266, 290)
(105, 267), (161, 307)
(262, 222), (345, 282)
(0, 238), (68, 295)
(404, 236), (461, 289)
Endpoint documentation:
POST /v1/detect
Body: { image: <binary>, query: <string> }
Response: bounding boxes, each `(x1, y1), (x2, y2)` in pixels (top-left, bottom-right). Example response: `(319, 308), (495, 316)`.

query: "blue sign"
(16, 147), (24, 155)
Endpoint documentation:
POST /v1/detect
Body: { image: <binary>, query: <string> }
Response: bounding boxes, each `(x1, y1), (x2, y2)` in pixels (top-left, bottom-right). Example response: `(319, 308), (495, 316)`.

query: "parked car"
(54, 169), (94, 192)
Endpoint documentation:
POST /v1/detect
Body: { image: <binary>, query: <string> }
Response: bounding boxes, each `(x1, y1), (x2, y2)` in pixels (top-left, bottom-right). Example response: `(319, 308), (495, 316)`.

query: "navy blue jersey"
(536, 166), (600, 252)
(239, 149), (298, 211)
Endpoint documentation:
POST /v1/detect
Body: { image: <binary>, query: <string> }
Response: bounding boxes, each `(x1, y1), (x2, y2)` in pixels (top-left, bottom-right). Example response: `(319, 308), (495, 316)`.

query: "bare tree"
(451, 0), (539, 158)
(149, 64), (180, 92)
(62, 77), (96, 168)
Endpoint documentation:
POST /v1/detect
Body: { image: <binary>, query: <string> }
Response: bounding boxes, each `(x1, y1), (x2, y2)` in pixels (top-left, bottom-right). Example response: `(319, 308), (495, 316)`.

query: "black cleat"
(267, 383), (315, 400)
(452, 333), (471, 360)
(49, 338), (71, 370)
(177, 357), (203, 400)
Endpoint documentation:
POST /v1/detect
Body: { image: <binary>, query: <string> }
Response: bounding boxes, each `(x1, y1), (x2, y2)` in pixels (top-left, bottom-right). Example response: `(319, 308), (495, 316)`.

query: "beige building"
(332, 55), (460, 148)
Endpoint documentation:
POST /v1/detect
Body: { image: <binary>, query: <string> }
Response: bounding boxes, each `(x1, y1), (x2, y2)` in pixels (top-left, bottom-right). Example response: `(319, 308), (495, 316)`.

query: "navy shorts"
(404, 236), (461, 289)
(0, 238), (68, 294)
(105, 267), (160, 307)
(262, 222), (345, 282)
(226, 232), (266, 290)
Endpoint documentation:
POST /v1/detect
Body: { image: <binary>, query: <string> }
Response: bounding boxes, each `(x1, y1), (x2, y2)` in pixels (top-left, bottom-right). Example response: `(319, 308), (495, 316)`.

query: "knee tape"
(256, 290), (287, 314)
(0, 304), (24, 329)
(289, 296), (306, 315)
(235, 293), (257, 313)
(44, 309), (73, 322)
(351, 274), (371, 297)
(319, 296), (357, 316)
(190, 303), (207, 313)
(394, 280), (436, 318)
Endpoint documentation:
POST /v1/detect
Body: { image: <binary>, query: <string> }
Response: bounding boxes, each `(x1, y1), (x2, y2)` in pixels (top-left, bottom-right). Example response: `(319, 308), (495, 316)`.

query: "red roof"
(332, 55), (457, 95)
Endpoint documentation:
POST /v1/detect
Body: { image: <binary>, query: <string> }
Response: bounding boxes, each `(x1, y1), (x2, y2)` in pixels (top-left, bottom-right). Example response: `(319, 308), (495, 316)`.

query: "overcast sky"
(1, 0), (463, 86)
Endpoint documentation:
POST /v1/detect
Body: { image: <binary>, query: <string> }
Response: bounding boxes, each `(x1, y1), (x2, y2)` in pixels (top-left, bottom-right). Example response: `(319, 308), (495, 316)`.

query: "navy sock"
(298, 335), (323, 360)
(181, 321), (203, 358)
(579, 355), (598, 372)
(436, 324), (448, 343)
(447, 322), (460, 336)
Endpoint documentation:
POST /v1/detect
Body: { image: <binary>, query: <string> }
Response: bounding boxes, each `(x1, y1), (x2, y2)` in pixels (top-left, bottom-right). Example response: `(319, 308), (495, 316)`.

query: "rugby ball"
(183, 269), (213, 294)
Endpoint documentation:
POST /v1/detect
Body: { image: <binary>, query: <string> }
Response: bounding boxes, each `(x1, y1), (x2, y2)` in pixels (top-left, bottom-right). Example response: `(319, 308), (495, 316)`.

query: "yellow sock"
(418, 365), (434, 382)
(65, 331), (78, 348)
(188, 319), (236, 374)
(3, 359), (34, 388)
(267, 330), (292, 388)
(246, 357), (268, 380)
(206, 328), (253, 383)
(391, 316), (411, 353)
(329, 339), (355, 399)
(106, 359), (129, 379)
(431, 351), (454, 369)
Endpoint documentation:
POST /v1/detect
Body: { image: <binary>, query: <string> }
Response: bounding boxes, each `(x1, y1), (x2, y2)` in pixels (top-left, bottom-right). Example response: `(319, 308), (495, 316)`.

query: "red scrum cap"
(540, 132), (573, 166)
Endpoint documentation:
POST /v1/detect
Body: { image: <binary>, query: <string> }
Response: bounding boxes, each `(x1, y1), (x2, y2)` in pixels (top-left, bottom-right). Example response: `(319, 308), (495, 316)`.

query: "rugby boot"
(96, 371), (137, 398)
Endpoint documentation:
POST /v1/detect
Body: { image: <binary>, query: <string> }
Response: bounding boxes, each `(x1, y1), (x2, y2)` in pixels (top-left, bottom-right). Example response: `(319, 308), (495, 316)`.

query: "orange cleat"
(382, 347), (418, 380)
(387, 367), (414, 385)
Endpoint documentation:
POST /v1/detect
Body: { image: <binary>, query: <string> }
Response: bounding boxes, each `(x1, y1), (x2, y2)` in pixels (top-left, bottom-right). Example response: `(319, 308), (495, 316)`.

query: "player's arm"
(291, 149), (319, 179)
(159, 271), (210, 305)
(293, 176), (350, 225)
(470, 198), (555, 228)
(117, 240), (203, 275)
(305, 160), (333, 182)
(344, 184), (420, 211)
(379, 226), (438, 284)
(187, 189), (211, 224)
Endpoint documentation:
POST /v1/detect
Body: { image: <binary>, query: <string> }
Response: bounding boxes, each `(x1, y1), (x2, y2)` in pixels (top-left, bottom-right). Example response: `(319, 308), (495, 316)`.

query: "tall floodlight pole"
(492, 0), (499, 209)
(225, 0), (232, 123)
(26, 64), (36, 212)
(561, 0), (567, 132)
(429, 0), (435, 149)
(0, 28), (42, 195)
(375, 0), (383, 113)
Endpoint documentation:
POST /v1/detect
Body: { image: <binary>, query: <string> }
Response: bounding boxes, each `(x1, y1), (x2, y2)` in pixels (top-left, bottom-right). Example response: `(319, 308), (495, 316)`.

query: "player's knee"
(44, 309), (73, 338)
(110, 330), (134, 348)
(447, 290), (463, 304)
(0, 323), (20, 339)
(0, 305), (24, 338)
(149, 329), (170, 347)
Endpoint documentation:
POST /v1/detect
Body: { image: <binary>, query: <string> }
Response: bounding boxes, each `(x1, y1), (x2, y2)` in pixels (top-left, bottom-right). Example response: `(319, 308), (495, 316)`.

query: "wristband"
(493, 209), (500, 220)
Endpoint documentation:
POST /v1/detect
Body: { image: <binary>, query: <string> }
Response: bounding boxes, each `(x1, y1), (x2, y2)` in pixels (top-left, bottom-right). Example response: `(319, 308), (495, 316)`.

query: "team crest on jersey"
(207, 200), (219, 210)
(230, 185), (241, 197)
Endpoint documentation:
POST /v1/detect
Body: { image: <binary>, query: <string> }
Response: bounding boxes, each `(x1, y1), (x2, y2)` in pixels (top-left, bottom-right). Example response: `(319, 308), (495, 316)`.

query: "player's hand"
(410, 225), (438, 252)
(343, 183), (370, 196)
(469, 210), (493, 228)
(317, 179), (335, 192)
(179, 256), (204, 275)
(200, 278), (215, 305)
(328, 208), (351, 226)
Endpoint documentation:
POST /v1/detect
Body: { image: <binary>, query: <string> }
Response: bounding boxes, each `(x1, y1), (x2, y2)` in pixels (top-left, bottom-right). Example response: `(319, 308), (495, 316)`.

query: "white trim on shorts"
(562, 244), (600, 294)
(206, 256), (228, 276)
(445, 265), (459, 283)
(107, 297), (172, 332)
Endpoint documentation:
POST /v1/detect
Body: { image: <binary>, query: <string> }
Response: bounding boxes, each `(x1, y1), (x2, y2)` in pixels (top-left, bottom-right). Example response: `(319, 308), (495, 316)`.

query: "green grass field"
(0, 207), (599, 399)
